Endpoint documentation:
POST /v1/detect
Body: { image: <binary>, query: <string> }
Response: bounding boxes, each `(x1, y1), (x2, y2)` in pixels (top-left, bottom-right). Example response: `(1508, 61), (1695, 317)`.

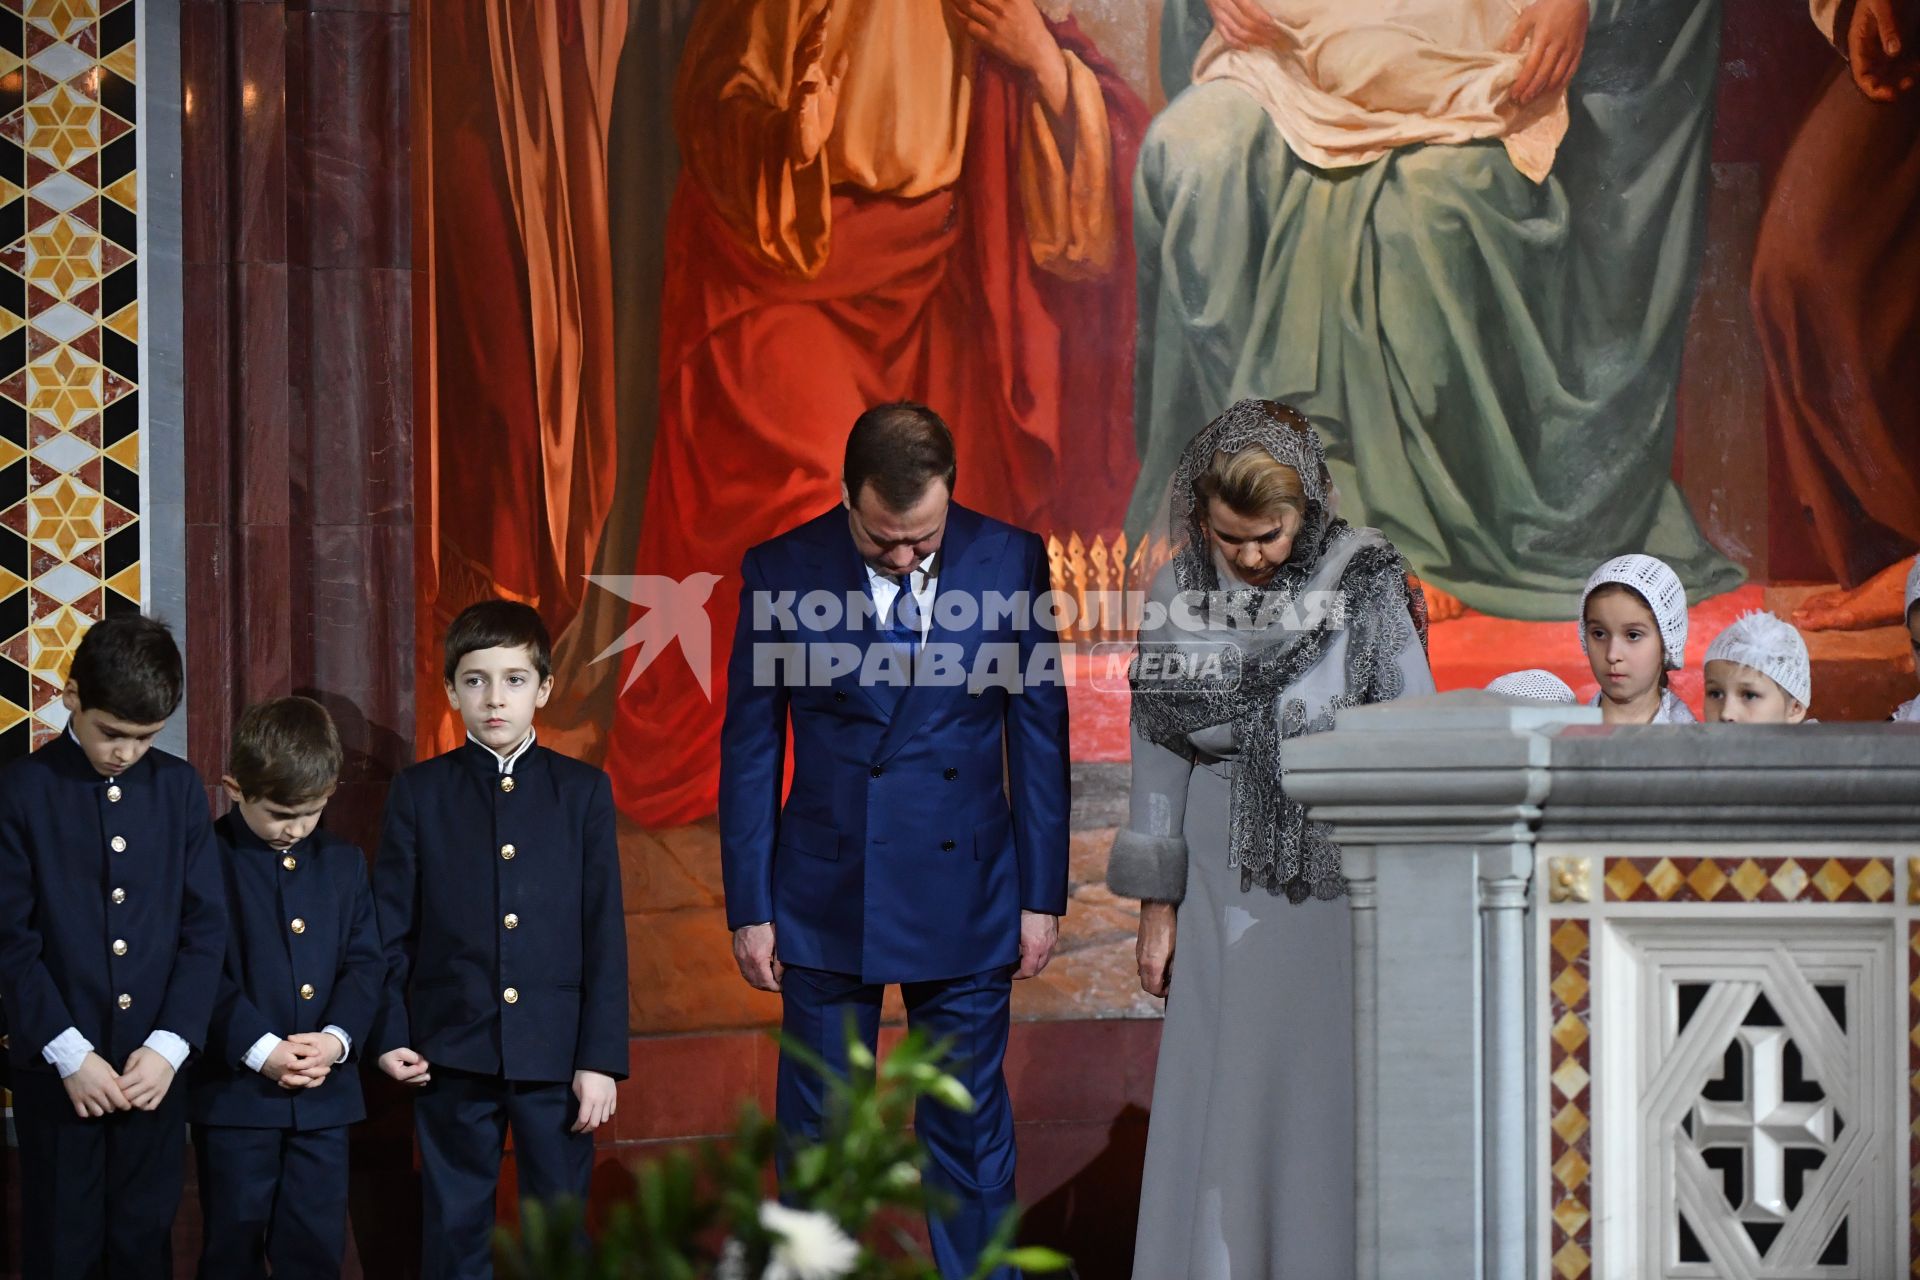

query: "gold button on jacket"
(282, 855), (298, 871)
(110, 836), (126, 853)
(500, 776), (516, 793)
(111, 887), (125, 904)
(117, 993), (132, 1010)
(299, 983), (316, 1000)
(111, 938), (127, 956)
(107, 784), (122, 803)
(503, 913), (519, 930)
(503, 987), (519, 1004)
(290, 918), (306, 934)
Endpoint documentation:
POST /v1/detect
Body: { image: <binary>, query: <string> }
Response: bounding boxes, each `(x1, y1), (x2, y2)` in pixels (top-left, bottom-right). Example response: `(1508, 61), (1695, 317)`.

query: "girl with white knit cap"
(1894, 557), (1920, 723)
(1703, 612), (1810, 724)
(1580, 554), (1696, 724)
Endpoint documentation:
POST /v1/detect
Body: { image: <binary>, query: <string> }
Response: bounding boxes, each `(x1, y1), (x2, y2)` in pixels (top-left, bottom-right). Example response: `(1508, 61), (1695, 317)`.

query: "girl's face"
(1703, 660), (1806, 724)
(1584, 588), (1664, 705)
(1204, 498), (1304, 587)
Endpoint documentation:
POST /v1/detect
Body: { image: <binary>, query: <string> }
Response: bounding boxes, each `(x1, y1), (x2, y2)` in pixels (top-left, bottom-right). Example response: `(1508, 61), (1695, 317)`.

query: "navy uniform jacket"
(0, 734), (226, 1074)
(717, 503), (1072, 984)
(189, 812), (383, 1129)
(372, 743), (628, 1084)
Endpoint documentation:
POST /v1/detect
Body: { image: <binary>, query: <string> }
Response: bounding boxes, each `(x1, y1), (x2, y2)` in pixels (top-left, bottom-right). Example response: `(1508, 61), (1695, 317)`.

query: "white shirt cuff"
(243, 1032), (283, 1074)
(143, 1030), (192, 1071)
(43, 1027), (94, 1079)
(322, 1025), (352, 1064)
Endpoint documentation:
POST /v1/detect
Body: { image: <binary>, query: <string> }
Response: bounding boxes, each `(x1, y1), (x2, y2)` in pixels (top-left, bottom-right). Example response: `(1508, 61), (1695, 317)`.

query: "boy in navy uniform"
(374, 601), (628, 1278)
(0, 615), (227, 1277)
(190, 697), (383, 1278)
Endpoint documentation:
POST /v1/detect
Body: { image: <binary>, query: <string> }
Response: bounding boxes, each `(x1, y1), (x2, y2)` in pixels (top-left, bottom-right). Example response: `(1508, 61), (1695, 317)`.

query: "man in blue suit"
(719, 402), (1072, 1278)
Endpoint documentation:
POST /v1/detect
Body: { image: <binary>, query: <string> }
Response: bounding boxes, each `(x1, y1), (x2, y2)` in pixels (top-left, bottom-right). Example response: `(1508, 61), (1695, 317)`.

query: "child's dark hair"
(68, 615), (183, 725)
(443, 600), (553, 685)
(229, 697), (342, 804)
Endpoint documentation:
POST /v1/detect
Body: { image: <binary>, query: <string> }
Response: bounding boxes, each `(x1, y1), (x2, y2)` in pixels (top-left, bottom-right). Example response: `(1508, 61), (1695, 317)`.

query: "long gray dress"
(1111, 550), (1435, 1278)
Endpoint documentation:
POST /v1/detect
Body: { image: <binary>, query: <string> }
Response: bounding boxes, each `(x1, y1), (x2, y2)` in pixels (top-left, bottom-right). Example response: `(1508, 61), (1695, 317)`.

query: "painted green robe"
(1129, 0), (1745, 618)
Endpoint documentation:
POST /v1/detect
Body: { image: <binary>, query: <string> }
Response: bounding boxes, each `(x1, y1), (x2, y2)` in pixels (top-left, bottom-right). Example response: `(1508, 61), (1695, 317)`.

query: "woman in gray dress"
(1108, 399), (1435, 1277)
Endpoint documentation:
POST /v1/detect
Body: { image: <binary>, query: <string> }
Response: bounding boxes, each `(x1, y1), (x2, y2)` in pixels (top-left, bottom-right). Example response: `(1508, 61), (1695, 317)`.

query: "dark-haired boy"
(190, 696), (383, 1279)
(0, 615), (227, 1278)
(374, 600), (628, 1278)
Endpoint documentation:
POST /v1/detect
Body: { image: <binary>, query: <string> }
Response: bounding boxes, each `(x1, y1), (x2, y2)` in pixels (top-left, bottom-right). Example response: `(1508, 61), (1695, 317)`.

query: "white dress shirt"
(864, 553), (939, 641)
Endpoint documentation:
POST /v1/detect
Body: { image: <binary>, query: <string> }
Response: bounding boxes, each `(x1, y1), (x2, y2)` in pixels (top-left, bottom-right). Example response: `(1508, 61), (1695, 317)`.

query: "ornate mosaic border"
(1549, 917), (1593, 1280)
(1603, 856), (1893, 905)
(0, 0), (141, 764)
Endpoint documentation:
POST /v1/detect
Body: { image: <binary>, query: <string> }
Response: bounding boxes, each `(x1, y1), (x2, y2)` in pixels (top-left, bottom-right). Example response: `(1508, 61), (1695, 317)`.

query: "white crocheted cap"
(1579, 554), (1688, 670)
(1906, 555), (1920, 623)
(1486, 669), (1576, 703)
(1704, 611), (1811, 707)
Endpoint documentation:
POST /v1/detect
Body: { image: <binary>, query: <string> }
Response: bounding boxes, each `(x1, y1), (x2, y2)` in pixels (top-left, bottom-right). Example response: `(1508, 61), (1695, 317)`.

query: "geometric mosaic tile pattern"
(0, 0), (140, 762)
(1548, 917), (1593, 1280)
(1603, 855), (1895, 904)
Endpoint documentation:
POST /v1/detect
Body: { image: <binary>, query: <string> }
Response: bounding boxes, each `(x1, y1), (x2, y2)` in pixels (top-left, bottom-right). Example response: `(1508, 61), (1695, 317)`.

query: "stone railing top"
(1284, 691), (1920, 845)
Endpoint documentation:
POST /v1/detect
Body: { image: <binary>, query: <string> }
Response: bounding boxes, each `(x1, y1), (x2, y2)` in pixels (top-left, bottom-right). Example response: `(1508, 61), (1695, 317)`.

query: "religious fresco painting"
(415, 0), (1920, 1033)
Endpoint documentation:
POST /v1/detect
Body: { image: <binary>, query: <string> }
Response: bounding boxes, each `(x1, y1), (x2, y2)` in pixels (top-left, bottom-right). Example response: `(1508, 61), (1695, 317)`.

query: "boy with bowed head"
(0, 615), (226, 1277)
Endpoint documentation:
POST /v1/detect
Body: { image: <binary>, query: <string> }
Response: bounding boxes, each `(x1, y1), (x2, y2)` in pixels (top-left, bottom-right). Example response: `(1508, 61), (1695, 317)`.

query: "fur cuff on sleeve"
(1107, 830), (1189, 904)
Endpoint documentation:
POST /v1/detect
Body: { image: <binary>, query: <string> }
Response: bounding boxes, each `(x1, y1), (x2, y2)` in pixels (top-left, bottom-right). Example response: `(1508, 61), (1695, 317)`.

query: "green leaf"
(996, 1246), (1073, 1271)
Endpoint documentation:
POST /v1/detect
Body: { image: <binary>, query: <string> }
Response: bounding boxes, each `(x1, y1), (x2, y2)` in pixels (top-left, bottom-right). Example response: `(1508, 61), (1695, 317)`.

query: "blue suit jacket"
(0, 734), (227, 1074)
(372, 743), (629, 1084)
(718, 503), (1072, 984)
(189, 812), (382, 1129)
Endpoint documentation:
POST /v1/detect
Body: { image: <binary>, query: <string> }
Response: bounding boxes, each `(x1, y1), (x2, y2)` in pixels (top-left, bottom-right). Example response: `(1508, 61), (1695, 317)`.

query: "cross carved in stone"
(1690, 1026), (1836, 1222)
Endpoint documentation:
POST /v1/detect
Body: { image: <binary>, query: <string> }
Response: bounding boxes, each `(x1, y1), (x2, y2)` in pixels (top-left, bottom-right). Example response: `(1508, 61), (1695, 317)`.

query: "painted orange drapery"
(603, 2), (1148, 826)
(417, 0), (628, 753)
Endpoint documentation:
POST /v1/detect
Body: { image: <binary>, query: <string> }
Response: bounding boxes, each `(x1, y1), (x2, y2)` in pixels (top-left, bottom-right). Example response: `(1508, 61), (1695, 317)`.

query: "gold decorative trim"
(1548, 856), (1591, 904)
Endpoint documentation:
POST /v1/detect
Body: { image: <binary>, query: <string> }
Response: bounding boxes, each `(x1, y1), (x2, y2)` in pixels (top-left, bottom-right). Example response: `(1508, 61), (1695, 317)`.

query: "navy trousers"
(413, 1070), (593, 1280)
(777, 966), (1018, 1280)
(12, 1068), (187, 1279)
(192, 1123), (349, 1279)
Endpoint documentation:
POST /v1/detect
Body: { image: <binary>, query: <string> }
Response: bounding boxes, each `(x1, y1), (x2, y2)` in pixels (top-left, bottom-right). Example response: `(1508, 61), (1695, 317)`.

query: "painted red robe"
(605, 9), (1146, 826)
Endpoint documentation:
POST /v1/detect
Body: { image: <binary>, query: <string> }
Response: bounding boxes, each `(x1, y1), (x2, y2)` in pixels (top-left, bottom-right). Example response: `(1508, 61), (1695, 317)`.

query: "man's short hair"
(443, 600), (553, 685)
(229, 696), (342, 804)
(68, 615), (183, 725)
(843, 402), (957, 512)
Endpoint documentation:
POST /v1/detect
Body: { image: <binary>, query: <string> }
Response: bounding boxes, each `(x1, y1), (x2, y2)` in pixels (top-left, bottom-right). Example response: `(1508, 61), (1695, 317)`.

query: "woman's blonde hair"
(1194, 446), (1307, 520)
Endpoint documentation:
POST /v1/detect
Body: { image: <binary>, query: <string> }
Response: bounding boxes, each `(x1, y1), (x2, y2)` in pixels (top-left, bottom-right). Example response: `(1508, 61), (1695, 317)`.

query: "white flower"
(759, 1202), (861, 1280)
(715, 1238), (750, 1280)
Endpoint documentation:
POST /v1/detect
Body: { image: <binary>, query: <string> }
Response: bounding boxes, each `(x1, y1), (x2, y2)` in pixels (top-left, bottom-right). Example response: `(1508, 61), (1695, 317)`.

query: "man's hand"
(117, 1047), (177, 1112)
(733, 922), (784, 992)
(1203, 0), (1285, 51)
(789, 4), (850, 164)
(1136, 901), (1177, 998)
(1850, 0), (1917, 100)
(378, 1047), (432, 1086)
(571, 1070), (618, 1134)
(1502, 0), (1590, 105)
(1013, 910), (1060, 980)
(949, 0), (1071, 116)
(62, 1051), (131, 1118)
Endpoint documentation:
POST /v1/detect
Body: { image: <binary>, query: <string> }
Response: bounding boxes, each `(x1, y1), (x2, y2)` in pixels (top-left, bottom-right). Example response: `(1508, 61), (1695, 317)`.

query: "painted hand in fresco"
(1502, 0), (1589, 105)
(733, 921), (784, 992)
(949, 0), (1071, 117)
(789, 5), (849, 164)
(1202, 0), (1285, 51)
(1850, 0), (1917, 100)
(1013, 909), (1060, 980)
(1135, 901), (1176, 998)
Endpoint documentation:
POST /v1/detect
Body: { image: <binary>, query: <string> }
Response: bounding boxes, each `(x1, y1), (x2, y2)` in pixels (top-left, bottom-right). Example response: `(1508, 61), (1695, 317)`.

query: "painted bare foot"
(1792, 559), (1910, 631)
(1419, 578), (1469, 623)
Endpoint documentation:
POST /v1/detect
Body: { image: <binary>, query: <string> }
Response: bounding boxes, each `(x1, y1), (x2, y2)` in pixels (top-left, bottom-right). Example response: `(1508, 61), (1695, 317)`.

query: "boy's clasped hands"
(61, 1046), (178, 1117)
(263, 1031), (347, 1090)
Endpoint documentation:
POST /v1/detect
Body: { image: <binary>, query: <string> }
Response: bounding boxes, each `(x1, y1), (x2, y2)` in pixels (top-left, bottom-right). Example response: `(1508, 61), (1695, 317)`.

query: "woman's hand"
(948, 0), (1071, 117)
(1204, 0), (1285, 51)
(1136, 901), (1177, 998)
(1501, 0), (1589, 106)
(788, 5), (849, 164)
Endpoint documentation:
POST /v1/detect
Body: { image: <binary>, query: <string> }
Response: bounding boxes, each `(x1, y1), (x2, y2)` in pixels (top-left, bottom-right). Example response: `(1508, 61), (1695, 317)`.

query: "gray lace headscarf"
(1130, 400), (1428, 901)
